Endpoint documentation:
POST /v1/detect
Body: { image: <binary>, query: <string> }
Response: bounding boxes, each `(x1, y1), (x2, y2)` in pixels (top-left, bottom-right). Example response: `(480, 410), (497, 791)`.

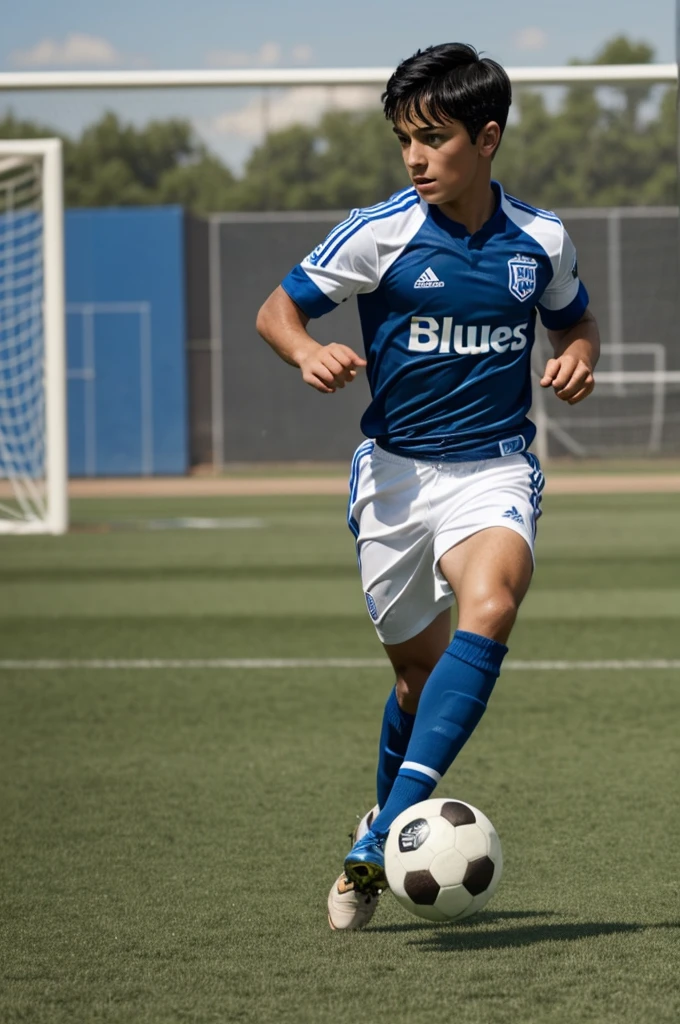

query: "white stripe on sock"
(400, 761), (442, 783)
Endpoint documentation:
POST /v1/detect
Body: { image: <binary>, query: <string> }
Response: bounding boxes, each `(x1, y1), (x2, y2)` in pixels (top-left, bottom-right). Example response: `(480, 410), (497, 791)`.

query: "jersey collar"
(427, 180), (506, 245)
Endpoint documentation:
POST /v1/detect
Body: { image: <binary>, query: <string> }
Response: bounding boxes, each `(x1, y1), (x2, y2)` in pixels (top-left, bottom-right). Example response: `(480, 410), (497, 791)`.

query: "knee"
(461, 589), (519, 643)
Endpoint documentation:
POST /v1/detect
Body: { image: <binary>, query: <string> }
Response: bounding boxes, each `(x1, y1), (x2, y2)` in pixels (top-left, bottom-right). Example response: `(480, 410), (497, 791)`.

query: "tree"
(65, 112), (237, 210)
(0, 110), (237, 212)
(235, 110), (409, 210)
(495, 36), (676, 208)
(0, 35), (675, 212)
(242, 35), (676, 211)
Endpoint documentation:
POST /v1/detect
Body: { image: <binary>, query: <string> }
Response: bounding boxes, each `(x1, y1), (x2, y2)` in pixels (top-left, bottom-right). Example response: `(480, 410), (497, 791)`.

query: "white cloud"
(513, 27), (548, 52)
(205, 42), (282, 68)
(10, 33), (121, 68)
(206, 86), (380, 141)
(291, 44), (313, 65)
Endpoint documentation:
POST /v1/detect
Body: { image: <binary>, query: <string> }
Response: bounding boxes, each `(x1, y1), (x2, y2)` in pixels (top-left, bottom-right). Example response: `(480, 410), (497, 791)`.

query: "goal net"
(0, 139), (67, 533)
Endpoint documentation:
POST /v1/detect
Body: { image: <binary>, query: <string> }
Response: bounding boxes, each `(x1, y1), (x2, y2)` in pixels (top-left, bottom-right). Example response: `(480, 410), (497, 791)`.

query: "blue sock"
(370, 630), (507, 838)
(376, 687), (415, 808)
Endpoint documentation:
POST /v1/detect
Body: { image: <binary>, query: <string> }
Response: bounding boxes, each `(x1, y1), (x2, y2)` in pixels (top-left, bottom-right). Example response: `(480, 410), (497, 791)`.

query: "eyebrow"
(392, 124), (445, 136)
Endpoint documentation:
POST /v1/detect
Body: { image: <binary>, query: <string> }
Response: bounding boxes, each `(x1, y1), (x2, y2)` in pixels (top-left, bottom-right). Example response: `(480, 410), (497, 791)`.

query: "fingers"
(541, 356), (595, 402)
(300, 343), (366, 393)
(539, 358), (561, 388)
(564, 379), (595, 404)
(555, 366), (594, 401)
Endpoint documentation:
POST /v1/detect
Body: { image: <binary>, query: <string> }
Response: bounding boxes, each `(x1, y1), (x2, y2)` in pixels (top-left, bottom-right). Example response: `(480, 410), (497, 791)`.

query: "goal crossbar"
(0, 64), (676, 92)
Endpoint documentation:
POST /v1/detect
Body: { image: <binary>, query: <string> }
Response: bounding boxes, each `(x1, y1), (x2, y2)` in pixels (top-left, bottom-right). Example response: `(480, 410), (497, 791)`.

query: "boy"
(256, 42), (599, 930)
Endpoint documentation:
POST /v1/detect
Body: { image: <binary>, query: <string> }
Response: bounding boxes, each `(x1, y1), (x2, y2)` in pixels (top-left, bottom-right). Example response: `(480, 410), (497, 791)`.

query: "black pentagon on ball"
(403, 869), (440, 905)
(440, 800), (476, 827)
(463, 856), (495, 896)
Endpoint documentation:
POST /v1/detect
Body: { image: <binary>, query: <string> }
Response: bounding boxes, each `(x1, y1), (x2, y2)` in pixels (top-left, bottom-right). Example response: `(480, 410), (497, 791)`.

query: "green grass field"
(1, 492), (679, 1024)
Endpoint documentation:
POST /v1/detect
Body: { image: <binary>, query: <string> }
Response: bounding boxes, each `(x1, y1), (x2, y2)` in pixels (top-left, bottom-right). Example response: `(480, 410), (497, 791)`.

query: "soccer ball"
(384, 798), (503, 922)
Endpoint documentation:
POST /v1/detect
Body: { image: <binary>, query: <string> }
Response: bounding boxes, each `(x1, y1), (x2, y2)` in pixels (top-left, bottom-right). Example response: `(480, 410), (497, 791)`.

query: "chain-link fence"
(186, 206), (679, 466)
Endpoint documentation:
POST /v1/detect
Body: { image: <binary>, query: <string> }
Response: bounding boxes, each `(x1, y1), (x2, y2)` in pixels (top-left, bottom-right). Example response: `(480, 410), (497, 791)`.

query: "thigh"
(438, 526), (533, 642)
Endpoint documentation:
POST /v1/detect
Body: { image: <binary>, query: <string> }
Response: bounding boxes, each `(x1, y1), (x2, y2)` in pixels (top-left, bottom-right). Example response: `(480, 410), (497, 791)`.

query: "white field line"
(1, 659), (680, 670)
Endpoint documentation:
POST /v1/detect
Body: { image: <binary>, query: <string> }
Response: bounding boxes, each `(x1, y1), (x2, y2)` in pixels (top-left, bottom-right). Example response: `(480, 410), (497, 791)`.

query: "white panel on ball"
(488, 828), (503, 866)
(429, 845), (468, 887)
(453, 822), (489, 861)
(435, 884), (474, 919)
(395, 838), (438, 875)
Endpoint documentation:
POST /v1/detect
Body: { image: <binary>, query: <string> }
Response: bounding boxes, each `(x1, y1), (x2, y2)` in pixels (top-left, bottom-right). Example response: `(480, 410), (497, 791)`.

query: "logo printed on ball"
(398, 817), (430, 852)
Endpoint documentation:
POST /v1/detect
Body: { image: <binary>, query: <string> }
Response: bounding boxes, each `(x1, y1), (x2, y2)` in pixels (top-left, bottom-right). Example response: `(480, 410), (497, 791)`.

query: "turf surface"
(1, 493), (679, 1024)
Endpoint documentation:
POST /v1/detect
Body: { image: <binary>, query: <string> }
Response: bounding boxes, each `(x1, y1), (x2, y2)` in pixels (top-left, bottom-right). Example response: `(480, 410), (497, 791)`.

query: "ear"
(478, 121), (502, 158)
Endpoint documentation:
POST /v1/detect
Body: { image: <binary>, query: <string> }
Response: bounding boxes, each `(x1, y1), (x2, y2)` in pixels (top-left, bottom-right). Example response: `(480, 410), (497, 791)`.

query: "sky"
(1, 0), (677, 170)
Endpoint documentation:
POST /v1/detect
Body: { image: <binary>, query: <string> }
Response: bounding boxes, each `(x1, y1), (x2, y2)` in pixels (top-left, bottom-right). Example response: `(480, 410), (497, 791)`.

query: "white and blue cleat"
(343, 829), (388, 894)
(327, 804), (385, 931)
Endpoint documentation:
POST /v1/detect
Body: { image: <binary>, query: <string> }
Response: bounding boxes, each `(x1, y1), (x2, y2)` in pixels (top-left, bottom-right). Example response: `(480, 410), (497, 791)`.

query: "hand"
(299, 343), (367, 394)
(540, 355), (595, 405)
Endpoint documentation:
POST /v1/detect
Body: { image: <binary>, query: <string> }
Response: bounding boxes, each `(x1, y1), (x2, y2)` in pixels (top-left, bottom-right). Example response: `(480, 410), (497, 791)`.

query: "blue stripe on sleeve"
(318, 193), (419, 268)
(281, 265), (338, 319)
(538, 281), (589, 331)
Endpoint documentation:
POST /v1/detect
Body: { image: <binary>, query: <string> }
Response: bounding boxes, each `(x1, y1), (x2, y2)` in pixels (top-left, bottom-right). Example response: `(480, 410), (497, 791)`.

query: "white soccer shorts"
(347, 441), (545, 645)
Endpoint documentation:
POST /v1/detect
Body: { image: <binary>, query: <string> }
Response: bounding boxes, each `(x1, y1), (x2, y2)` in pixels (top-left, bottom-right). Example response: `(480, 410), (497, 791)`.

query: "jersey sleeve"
(281, 213), (379, 319)
(537, 227), (589, 330)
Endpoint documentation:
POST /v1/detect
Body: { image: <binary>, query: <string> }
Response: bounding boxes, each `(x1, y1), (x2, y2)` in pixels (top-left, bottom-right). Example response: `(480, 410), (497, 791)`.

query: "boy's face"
(393, 113), (499, 205)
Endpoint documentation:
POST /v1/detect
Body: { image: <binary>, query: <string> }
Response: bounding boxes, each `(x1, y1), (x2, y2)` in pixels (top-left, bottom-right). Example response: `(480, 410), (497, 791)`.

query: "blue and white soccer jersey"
(281, 181), (586, 641)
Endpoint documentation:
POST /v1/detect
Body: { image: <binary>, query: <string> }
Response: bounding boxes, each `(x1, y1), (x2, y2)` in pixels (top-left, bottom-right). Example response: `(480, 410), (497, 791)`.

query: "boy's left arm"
(541, 308), (600, 405)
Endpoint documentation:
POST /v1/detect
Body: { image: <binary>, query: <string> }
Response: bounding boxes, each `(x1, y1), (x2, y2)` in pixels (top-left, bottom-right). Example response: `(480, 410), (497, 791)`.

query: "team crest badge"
(508, 254), (538, 302)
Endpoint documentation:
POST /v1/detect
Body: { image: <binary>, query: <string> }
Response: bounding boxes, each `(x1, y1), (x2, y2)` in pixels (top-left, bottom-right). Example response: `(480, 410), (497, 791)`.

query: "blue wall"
(66, 206), (188, 476)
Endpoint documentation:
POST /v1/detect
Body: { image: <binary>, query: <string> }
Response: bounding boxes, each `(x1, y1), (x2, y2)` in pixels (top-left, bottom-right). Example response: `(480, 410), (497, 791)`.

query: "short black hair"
(382, 43), (512, 145)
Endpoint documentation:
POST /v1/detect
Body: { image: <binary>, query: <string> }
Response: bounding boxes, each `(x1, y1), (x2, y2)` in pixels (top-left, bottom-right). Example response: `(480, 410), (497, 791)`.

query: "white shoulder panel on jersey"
(501, 188), (581, 313)
(299, 188), (427, 304)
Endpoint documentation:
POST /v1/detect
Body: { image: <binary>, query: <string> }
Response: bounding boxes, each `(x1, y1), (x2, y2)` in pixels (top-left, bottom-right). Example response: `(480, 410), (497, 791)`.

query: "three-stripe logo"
(414, 267), (445, 289)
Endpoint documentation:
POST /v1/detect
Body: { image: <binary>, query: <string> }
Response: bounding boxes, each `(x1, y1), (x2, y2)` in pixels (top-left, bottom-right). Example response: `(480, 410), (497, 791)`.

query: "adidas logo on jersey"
(414, 267), (445, 289)
(408, 317), (529, 355)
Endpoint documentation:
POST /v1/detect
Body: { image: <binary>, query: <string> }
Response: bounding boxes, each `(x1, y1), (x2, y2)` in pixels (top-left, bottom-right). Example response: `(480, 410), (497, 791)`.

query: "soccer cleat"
(353, 803), (379, 844)
(327, 804), (381, 931)
(327, 873), (381, 930)
(343, 829), (387, 893)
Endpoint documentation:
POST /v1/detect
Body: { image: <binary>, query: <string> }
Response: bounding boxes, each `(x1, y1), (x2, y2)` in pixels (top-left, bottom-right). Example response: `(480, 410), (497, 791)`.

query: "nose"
(405, 139), (427, 170)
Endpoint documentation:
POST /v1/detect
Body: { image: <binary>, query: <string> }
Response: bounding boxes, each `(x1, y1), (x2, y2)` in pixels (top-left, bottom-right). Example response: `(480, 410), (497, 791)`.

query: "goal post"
(0, 138), (67, 534)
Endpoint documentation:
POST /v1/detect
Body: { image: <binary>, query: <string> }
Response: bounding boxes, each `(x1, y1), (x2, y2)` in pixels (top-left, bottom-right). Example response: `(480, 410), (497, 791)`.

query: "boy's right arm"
(256, 285), (367, 395)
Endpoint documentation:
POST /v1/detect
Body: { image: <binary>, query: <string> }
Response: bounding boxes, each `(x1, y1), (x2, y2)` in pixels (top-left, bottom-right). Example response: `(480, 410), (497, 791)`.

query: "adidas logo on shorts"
(502, 506), (525, 525)
(414, 267), (445, 289)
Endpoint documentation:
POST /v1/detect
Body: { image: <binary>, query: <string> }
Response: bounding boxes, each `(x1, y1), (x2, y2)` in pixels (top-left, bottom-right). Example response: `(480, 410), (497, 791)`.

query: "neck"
(437, 176), (496, 234)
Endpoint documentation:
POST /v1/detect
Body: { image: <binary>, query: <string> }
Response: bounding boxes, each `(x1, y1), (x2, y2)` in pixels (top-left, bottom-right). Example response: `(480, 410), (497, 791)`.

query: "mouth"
(413, 176), (435, 186)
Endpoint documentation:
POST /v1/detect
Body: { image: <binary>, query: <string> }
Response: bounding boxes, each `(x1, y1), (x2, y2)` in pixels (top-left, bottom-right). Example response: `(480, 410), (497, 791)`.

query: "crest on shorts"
(365, 593), (379, 621)
(508, 254), (538, 302)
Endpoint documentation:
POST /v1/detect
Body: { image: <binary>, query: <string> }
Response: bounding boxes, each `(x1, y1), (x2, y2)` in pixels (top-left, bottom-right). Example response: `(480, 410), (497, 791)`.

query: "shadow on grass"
(370, 909), (556, 934)
(370, 914), (680, 952)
